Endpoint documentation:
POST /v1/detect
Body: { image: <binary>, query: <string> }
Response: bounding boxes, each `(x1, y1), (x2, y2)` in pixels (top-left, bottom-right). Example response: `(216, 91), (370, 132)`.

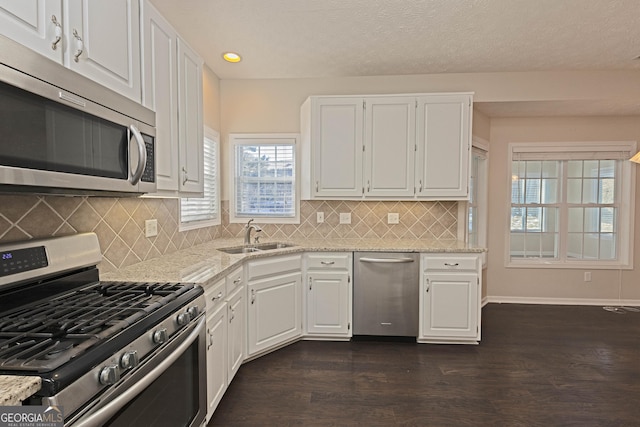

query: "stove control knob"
(187, 306), (199, 319)
(99, 365), (120, 385)
(120, 350), (139, 370)
(153, 328), (168, 344)
(176, 312), (191, 326)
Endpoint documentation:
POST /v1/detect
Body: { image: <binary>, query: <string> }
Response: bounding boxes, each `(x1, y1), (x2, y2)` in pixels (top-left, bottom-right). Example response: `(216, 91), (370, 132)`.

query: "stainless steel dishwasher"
(353, 252), (420, 337)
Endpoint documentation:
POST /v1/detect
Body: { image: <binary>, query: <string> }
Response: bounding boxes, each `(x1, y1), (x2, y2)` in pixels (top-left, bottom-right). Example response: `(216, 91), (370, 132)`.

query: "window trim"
(505, 141), (636, 270)
(465, 137), (489, 266)
(228, 133), (301, 224)
(179, 127), (221, 231)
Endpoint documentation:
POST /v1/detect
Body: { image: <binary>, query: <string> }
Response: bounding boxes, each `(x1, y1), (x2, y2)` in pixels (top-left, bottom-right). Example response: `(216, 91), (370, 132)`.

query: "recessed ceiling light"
(222, 52), (242, 63)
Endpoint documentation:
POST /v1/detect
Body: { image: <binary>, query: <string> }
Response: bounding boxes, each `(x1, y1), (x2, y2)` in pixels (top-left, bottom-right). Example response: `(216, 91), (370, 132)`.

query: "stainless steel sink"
(217, 242), (296, 254)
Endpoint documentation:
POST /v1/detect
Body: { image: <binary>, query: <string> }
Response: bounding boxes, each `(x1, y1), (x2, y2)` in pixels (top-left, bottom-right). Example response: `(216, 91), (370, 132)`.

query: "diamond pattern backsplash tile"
(0, 195), (457, 275)
(0, 195), (222, 274)
(220, 200), (458, 241)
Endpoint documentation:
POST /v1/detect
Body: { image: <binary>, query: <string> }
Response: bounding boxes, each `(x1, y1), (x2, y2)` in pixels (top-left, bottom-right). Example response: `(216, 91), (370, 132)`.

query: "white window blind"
(234, 143), (295, 218)
(180, 133), (218, 225)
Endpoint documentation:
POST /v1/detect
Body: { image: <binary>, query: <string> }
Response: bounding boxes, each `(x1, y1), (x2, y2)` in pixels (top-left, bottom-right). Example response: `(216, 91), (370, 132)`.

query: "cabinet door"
(311, 97), (364, 198)
(226, 287), (245, 385)
(364, 97), (415, 197)
(64, 0), (141, 102)
(307, 271), (350, 335)
(140, 0), (179, 192)
(421, 272), (478, 340)
(415, 94), (471, 199)
(247, 271), (302, 356)
(206, 303), (227, 422)
(177, 37), (204, 195)
(0, 0), (63, 62)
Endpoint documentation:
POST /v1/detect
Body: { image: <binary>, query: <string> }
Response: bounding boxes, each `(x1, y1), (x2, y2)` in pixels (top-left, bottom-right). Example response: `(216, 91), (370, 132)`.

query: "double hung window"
(508, 142), (635, 268)
(230, 134), (299, 224)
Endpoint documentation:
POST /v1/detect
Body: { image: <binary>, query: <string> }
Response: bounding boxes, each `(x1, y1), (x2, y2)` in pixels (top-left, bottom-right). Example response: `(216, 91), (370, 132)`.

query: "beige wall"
(203, 65), (221, 132)
(487, 116), (640, 303)
(472, 108), (490, 142)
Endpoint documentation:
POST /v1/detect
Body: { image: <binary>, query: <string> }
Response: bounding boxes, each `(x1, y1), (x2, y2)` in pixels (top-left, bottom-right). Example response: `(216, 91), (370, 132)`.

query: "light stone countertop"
(0, 376), (41, 406)
(0, 237), (484, 405)
(100, 237), (485, 286)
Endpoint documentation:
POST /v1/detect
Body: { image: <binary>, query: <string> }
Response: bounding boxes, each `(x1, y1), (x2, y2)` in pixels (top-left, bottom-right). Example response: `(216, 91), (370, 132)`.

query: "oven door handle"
(73, 316), (205, 427)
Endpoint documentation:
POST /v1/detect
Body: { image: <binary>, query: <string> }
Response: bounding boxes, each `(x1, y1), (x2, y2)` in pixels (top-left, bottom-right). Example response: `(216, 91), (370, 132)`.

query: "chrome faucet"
(244, 219), (262, 245)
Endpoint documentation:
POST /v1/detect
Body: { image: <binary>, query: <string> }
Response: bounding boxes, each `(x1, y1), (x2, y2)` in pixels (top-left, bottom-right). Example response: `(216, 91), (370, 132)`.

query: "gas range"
(0, 233), (206, 426)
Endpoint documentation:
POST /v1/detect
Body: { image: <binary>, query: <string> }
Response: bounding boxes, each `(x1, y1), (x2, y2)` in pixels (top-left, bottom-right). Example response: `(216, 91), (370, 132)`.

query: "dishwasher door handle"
(359, 257), (415, 264)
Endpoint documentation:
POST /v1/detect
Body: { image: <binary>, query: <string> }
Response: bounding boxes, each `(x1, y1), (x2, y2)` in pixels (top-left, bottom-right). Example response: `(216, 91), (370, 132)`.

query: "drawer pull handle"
(444, 263), (459, 267)
(320, 261), (335, 265)
(211, 292), (223, 301)
(233, 278), (241, 285)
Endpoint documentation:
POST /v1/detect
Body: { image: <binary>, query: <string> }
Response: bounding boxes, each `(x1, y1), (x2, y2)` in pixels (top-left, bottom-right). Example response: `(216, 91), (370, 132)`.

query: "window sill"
(507, 259), (632, 270)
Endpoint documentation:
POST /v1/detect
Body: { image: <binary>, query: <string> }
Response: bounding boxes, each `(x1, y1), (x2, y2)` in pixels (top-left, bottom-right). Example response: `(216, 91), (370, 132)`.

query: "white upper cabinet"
(177, 38), (204, 194)
(0, 0), (64, 63)
(140, 0), (203, 196)
(0, 0), (142, 102)
(302, 97), (364, 199)
(64, 0), (141, 102)
(140, 1), (179, 192)
(301, 93), (473, 200)
(415, 94), (472, 199)
(364, 97), (415, 198)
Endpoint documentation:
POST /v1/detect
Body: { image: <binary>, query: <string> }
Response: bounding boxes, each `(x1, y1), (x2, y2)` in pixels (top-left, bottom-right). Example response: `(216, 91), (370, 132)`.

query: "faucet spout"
(244, 219), (262, 245)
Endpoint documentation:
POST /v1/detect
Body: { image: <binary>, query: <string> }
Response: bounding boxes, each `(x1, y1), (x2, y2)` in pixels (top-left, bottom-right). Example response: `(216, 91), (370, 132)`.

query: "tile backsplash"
(0, 195), (458, 274)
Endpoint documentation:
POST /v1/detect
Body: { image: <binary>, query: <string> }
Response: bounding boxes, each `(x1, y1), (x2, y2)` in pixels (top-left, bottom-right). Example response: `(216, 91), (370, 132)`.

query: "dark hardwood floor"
(208, 304), (640, 426)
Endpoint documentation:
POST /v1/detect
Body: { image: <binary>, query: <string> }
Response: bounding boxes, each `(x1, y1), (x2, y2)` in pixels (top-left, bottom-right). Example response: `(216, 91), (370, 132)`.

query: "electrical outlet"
(316, 212), (325, 223)
(145, 219), (158, 238)
(339, 212), (351, 224)
(584, 272), (592, 282)
(388, 213), (399, 224)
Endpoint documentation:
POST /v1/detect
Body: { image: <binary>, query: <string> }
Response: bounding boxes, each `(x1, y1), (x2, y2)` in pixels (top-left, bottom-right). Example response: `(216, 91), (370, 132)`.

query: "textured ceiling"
(148, 0), (640, 116)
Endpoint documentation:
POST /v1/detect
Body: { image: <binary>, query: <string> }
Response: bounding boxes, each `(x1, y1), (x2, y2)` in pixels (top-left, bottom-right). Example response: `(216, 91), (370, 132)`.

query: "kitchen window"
(229, 134), (300, 224)
(507, 141), (636, 269)
(180, 127), (220, 230)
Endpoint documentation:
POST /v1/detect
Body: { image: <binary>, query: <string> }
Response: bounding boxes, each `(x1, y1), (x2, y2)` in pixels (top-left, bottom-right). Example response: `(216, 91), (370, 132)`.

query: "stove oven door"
(67, 316), (206, 427)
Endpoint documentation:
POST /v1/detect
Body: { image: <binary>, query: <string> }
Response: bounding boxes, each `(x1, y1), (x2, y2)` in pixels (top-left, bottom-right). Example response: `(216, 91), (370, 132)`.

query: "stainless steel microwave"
(0, 35), (156, 196)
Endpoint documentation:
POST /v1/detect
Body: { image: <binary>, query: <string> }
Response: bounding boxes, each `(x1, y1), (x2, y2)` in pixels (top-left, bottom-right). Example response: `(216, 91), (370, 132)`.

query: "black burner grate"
(0, 281), (194, 371)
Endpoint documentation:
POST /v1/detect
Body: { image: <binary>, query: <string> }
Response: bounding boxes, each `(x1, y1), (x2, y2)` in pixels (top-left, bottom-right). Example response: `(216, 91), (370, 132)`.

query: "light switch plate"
(145, 219), (158, 237)
(316, 212), (325, 223)
(339, 212), (351, 224)
(388, 213), (399, 224)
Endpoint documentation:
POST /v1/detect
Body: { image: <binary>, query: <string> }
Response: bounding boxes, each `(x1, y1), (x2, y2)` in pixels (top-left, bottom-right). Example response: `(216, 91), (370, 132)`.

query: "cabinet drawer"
(422, 256), (478, 271)
(246, 255), (302, 281)
(306, 252), (351, 270)
(226, 267), (244, 295)
(204, 278), (226, 312)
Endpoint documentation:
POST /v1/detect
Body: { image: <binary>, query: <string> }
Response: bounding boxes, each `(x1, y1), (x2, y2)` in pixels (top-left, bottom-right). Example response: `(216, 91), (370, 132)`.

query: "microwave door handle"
(129, 124), (147, 185)
(72, 317), (205, 427)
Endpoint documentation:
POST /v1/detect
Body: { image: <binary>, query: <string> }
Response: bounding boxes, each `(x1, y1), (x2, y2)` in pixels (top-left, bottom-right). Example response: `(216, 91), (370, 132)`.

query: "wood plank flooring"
(208, 304), (640, 426)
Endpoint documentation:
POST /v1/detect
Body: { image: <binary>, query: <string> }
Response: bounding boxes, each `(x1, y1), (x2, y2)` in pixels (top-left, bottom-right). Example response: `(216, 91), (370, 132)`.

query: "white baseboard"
(485, 296), (640, 307)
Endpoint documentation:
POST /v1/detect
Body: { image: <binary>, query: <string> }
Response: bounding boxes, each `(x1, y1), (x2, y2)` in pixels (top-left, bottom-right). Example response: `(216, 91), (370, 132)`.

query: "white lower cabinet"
(419, 254), (481, 344)
(226, 269), (245, 384)
(304, 252), (352, 338)
(204, 279), (227, 423)
(246, 255), (302, 357)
